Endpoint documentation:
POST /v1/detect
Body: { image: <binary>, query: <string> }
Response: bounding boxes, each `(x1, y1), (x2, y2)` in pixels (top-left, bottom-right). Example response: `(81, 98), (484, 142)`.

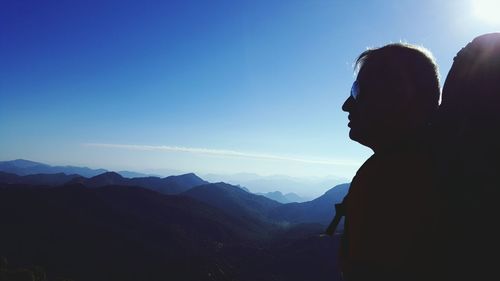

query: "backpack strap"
(325, 200), (346, 236)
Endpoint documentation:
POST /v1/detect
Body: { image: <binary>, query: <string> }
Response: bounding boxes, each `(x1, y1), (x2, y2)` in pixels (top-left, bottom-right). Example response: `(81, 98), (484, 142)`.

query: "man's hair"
(355, 43), (441, 116)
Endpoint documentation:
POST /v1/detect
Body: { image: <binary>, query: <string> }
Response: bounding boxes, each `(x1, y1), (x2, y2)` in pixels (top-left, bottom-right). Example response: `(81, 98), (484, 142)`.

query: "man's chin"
(348, 129), (359, 142)
(349, 130), (370, 147)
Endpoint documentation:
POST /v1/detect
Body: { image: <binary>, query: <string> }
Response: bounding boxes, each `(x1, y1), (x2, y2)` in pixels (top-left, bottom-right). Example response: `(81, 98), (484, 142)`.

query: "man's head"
(342, 43), (440, 150)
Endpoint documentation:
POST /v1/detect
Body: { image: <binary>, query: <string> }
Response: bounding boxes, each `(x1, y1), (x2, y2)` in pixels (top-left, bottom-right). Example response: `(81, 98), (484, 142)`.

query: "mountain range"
(0, 170), (348, 226)
(0, 159), (349, 280)
(0, 159), (333, 202)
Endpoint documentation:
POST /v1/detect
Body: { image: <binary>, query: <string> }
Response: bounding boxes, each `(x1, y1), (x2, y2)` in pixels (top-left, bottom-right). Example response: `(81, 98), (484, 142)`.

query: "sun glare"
(473, 0), (500, 24)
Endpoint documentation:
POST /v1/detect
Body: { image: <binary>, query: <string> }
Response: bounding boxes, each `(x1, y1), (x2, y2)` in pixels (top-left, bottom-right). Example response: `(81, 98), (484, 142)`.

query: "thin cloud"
(83, 143), (361, 167)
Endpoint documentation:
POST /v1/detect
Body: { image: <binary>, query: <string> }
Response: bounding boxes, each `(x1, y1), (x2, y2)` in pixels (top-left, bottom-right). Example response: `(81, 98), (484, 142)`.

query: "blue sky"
(1, 0), (499, 179)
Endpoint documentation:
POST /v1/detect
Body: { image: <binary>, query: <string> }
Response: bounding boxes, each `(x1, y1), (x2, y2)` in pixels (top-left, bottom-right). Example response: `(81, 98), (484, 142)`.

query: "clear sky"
(1, 0), (499, 179)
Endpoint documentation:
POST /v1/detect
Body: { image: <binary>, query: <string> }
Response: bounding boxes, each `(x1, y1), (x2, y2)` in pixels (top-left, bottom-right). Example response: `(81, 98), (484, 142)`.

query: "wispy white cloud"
(83, 143), (361, 167)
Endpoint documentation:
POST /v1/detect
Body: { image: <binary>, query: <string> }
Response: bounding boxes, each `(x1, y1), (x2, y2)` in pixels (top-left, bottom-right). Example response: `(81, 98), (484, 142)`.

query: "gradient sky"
(1, 0), (499, 179)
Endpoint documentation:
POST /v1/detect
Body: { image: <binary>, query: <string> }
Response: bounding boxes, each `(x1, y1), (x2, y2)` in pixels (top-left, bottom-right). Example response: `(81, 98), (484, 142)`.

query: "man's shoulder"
(352, 149), (435, 191)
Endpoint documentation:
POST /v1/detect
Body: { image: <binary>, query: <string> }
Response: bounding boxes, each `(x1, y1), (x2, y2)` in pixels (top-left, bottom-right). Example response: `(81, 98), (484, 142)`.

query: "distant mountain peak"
(258, 190), (297, 203)
(180, 173), (202, 180)
(168, 172), (201, 180)
(268, 191), (284, 196)
(94, 171), (123, 179)
(212, 182), (246, 191)
(163, 173), (208, 189)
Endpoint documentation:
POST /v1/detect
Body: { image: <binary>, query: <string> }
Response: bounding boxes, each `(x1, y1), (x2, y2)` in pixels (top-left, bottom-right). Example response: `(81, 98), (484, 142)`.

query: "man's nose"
(342, 96), (355, 112)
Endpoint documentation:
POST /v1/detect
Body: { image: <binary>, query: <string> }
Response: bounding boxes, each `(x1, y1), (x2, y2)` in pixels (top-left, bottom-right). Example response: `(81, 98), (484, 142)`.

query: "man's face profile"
(342, 67), (402, 149)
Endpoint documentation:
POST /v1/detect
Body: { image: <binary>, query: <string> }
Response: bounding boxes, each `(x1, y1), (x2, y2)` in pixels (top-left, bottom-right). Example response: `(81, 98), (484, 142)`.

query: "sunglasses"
(351, 80), (360, 100)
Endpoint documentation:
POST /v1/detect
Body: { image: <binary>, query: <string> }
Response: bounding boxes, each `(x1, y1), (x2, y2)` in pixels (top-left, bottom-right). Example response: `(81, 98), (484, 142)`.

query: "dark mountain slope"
(0, 183), (266, 281)
(182, 182), (282, 223)
(0, 178), (345, 281)
(0, 171), (19, 183)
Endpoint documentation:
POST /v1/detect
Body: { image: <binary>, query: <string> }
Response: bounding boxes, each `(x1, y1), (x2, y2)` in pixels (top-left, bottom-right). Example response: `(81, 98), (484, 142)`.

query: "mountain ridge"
(69, 171), (208, 194)
(0, 159), (157, 178)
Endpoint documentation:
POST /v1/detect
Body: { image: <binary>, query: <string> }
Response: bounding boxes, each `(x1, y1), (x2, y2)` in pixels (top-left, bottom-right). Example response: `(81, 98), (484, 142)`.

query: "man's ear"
(392, 83), (426, 126)
(388, 82), (415, 114)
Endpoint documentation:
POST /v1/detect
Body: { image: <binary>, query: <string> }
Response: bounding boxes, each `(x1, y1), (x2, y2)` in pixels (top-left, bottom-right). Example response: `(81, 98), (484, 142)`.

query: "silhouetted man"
(338, 44), (441, 281)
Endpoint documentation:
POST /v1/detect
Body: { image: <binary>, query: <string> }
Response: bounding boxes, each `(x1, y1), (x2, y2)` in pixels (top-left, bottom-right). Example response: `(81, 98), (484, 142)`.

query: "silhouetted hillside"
(268, 183), (350, 225)
(0, 172), (20, 184)
(264, 228), (343, 281)
(0, 183), (270, 281)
